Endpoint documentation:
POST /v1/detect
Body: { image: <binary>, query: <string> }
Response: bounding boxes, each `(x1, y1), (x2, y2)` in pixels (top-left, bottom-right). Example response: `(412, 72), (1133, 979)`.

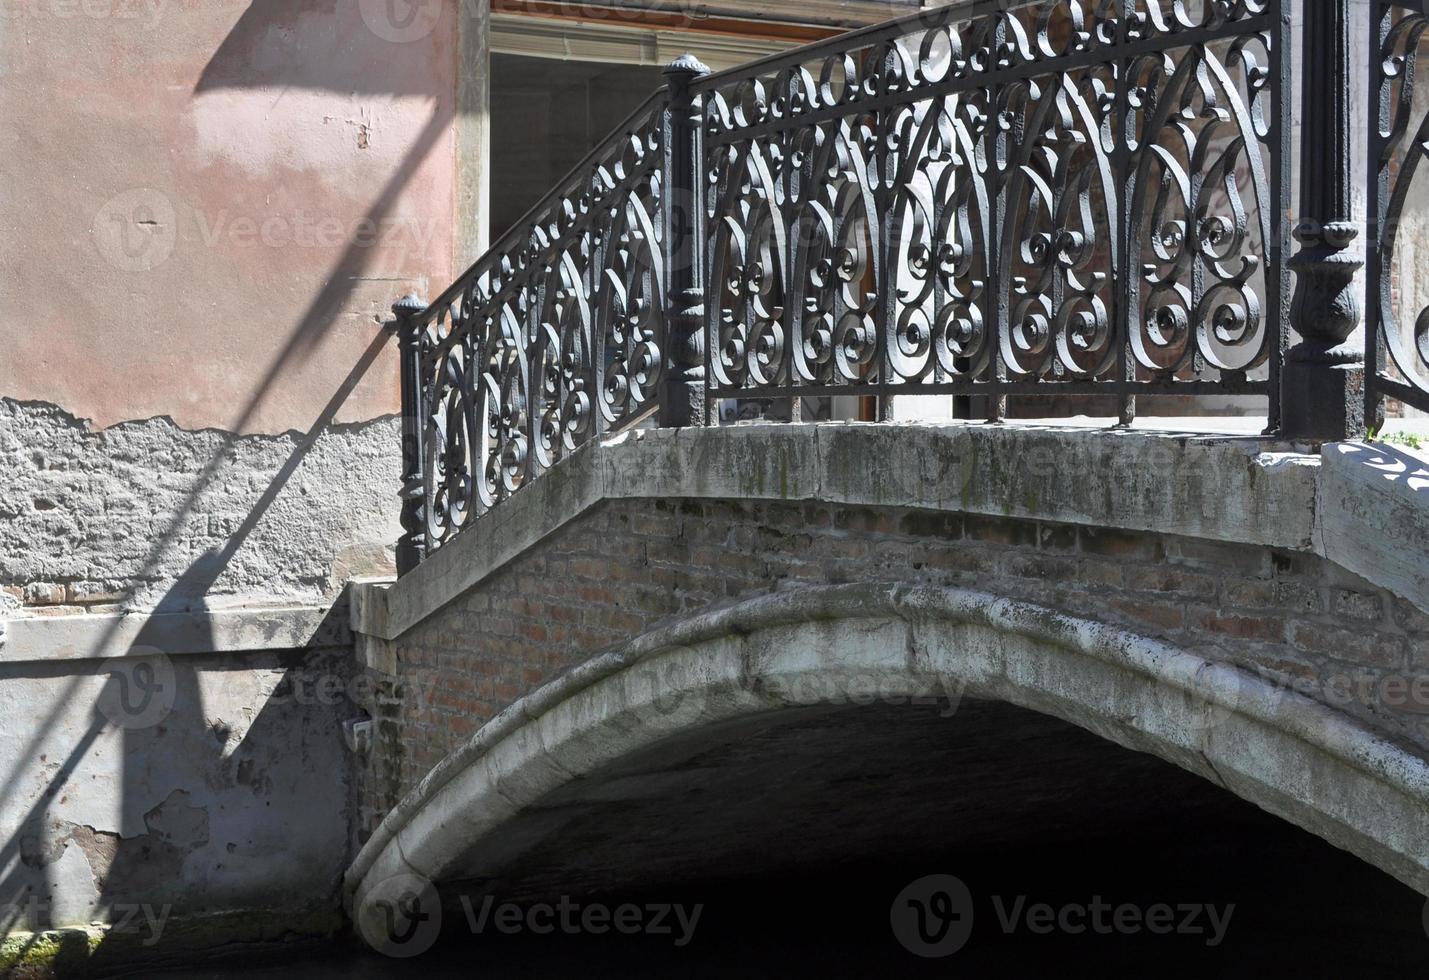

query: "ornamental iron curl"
(1370, 0), (1429, 415)
(700, 0), (1286, 407)
(397, 93), (669, 560)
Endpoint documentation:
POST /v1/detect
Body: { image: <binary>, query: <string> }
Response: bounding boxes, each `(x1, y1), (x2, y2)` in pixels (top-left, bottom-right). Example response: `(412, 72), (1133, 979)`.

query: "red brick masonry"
(356, 498), (1429, 841)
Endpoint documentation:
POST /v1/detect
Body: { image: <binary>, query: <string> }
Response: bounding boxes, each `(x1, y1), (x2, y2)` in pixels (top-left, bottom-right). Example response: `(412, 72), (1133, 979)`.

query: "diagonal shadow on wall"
(0, 329), (395, 957)
(0, 0), (472, 954)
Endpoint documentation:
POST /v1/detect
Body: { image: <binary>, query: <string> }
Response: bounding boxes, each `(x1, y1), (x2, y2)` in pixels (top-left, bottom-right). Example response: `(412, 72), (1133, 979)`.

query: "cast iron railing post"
(660, 54), (711, 429)
(1286, 0), (1371, 440)
(392, 293), (428, 575)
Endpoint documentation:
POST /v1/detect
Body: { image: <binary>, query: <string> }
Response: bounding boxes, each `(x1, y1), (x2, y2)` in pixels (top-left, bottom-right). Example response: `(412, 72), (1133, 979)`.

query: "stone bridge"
(342, 422), (1429, 942)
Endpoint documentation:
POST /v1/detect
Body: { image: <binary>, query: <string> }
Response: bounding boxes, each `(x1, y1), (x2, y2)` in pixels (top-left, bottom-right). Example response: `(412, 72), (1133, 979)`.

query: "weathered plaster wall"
(0, 5), (442, 944)
(0, 0), (457, 433)
(0, 645), (359, 939)
(0, 393), (403, 952)
(0, 398), (401, 614)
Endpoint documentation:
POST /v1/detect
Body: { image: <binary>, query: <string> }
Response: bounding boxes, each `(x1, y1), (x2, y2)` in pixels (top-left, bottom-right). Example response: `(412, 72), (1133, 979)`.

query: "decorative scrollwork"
(1128, 31), (1273, 379)
(1371, 2), (1429, 412)
(409, 95), (668, 553)
(701, 0), (1284, 401)
(598, 171), (666, 427)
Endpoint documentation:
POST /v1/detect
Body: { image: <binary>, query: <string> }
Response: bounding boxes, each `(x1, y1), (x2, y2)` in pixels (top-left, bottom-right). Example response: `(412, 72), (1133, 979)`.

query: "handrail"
(387, 0), (1412, 573)
(691, 0), (1021, 91)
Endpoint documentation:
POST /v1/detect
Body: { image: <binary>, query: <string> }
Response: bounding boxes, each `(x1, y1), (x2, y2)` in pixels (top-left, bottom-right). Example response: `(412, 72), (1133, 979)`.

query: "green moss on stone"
(0, 906), (342, 979)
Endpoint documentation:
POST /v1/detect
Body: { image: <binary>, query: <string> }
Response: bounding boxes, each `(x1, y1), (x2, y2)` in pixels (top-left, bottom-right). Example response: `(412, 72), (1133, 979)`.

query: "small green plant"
(1367, 426), (1425, 451)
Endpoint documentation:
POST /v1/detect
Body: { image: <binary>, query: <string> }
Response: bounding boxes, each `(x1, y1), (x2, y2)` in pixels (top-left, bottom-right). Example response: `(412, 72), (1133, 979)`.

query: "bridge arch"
(346, 581), (1429, 934)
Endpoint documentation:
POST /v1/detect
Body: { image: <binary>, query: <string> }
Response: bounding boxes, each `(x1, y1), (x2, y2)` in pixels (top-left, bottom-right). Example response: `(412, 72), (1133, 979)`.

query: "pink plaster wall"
(0, 0), (459, 432)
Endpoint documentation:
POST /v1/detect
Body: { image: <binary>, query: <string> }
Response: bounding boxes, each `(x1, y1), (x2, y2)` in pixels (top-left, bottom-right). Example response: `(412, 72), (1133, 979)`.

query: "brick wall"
(354, 498), (1429, 841)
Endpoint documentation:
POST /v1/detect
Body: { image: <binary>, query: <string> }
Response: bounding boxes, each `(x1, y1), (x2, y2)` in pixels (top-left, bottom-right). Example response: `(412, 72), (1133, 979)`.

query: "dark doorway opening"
(490, 54), (666, 240)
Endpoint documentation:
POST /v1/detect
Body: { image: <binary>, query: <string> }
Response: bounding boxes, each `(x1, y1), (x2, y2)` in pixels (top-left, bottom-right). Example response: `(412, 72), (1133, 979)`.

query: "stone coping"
(358, 421), (1338, 641)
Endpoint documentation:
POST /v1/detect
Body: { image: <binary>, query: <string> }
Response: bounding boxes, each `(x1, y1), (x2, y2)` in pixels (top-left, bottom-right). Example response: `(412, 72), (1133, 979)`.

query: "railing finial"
(659, 53), (710, 429)
(664, 53), (711, 79)
(392, 292), (427, 317)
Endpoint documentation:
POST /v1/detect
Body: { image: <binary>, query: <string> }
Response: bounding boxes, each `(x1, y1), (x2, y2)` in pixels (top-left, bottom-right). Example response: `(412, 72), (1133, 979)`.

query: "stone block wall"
(0, 399), (401, 614)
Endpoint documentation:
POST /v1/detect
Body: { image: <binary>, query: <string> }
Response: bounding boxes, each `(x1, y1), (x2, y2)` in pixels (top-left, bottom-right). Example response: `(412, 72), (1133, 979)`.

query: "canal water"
(137, 824), (1428, 979)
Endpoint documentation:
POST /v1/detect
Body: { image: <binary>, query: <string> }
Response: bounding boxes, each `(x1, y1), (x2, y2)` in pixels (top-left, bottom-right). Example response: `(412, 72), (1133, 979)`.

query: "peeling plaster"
(0, 397), (401, 611)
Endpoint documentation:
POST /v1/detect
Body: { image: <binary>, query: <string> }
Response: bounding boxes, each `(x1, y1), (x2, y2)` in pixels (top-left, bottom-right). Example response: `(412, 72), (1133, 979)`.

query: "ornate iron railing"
(698, 0), (1287, 417)
(393, 0), (1309, 571)
(394, 90), (672, 567)
(1370, 1), (1429, 418)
